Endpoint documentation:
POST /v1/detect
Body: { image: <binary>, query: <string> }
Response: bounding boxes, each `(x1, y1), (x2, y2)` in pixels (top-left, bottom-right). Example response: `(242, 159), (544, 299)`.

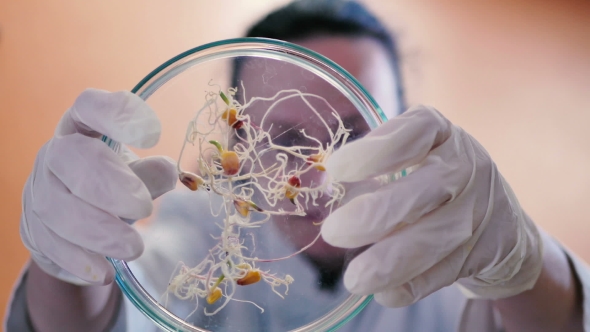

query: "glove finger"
(56, 88), (161, 149)
(34, 165), (144, 260)
(325, 105), (453, 183)
(373, 246), (468, 307)
(118, 144), (140, 164)
(26, 213), (116, 285)
(335, 177), (384, 207)
(341, 204), (473, 296)
(45, 134), (153, 219)
(128, 156), (178, 200)
(322, 148), (472, 248)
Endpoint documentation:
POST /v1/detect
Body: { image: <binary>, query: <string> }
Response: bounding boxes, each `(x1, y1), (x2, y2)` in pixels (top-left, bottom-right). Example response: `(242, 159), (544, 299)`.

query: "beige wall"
(1, 0), (589, 320)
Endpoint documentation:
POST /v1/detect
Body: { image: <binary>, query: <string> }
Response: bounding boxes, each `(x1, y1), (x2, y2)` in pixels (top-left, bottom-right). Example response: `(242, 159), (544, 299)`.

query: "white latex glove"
(322, 105), (544, 307)
(20, 88), (177, 286)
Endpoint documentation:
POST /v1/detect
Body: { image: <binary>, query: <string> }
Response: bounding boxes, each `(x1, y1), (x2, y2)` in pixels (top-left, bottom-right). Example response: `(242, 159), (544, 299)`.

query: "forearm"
(25, 260), (121, 332)
(493, 235), (584, 332)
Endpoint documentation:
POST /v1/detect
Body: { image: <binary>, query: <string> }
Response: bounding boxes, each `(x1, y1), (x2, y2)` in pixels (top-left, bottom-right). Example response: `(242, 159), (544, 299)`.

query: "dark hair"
(240, 0), (406, 114)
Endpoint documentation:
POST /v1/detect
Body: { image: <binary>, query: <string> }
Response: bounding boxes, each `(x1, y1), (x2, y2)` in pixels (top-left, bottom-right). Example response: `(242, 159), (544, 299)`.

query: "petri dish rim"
(108, 37), (389, 332)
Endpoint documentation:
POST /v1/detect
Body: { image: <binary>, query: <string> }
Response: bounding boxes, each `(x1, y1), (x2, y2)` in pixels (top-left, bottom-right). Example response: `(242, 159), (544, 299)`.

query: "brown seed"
(233, 120), (244, 130)
(288, 176), (301, 187)
(221, 151), (240, 176)
(179, 171), (204, 191)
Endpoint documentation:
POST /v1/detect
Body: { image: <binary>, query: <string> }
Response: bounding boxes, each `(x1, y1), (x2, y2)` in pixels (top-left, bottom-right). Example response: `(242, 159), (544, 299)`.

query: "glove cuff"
(458, 199), (544, 299)
(29, 252), (95, 286)
(456, 168), (544, 299)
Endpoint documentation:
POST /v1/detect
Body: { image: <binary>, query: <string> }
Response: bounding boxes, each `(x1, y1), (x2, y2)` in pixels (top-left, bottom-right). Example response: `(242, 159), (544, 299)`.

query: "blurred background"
(1, 0), (589, 320)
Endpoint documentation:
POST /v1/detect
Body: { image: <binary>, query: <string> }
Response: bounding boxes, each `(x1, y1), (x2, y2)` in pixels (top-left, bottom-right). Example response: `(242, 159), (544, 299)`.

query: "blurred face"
(236, 36), (401, 263)
(296, 36), (400, 120)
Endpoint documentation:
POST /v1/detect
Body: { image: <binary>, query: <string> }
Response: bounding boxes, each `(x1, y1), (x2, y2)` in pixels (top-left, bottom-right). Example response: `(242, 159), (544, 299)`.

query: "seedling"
(170, 82), (351, 316)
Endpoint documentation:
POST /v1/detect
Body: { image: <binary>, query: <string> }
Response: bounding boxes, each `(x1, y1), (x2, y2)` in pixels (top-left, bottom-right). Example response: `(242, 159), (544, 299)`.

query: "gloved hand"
(321, 105), (544, 307)
(20, 89), (178, 286)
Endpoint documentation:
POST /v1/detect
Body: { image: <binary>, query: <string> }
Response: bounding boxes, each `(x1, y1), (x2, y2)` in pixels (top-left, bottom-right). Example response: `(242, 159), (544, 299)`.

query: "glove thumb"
(128, 155), (178, 200)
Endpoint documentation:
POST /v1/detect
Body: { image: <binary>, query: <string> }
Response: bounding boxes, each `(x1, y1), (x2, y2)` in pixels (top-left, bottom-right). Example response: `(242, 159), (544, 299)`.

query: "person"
(5, 0), (590, 331)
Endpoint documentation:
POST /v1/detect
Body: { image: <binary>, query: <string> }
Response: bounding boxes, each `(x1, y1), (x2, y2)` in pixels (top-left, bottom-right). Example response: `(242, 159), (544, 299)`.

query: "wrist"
(457, 212), (544, 299)
(492, 232), (584, 332)
(26, 260), (121, 332)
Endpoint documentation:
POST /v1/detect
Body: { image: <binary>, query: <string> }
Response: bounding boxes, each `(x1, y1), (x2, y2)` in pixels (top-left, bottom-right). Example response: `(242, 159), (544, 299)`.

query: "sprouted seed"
(306, 153), (327, 172)
(237, 270), (262, 286)
(169, 81), (351, 316)
(179, 171), (206, 191)
(207, 288), (223, 305)
(285, 176), (302, 205)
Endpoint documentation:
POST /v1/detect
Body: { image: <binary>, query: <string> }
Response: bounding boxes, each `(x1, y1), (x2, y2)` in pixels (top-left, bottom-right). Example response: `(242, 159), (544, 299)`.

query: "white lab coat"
(5, 188), (590, 331)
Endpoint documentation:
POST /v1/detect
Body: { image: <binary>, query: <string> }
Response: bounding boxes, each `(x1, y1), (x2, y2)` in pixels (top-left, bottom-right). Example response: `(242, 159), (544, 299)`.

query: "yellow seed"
(307, 154), (323, 163)
(284, 176), (301, 203)
(237, 270), (262, 286)
(221, 151), (240, 176)
(234, 199), (250, 217)
(221, 108), (239, 127)
(207, 288), (222, 304)
(285, 187), (298, 200)
(285, 187), (299, 204)
(233, 199), (263, 217)
(307, 154), (326, 172)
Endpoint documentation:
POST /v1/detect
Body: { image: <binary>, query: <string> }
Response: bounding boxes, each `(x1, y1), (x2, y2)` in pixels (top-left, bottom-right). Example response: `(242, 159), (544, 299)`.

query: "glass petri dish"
(107, 38), (388, 332)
